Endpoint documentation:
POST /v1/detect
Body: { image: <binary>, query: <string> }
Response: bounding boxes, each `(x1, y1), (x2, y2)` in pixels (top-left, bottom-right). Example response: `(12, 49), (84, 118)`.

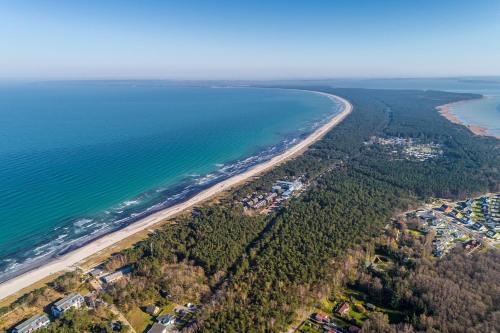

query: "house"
(157, 314), (176, 326)
(101, 266), (132, 284)
(147, 323), (167, 333)
(471, 223), (486, 231)
(464, 239), (481, 251)
(253, 199), (267, 209)
(486, 230), (500, 240)
(186, 303), (198, 312)
(85, 293), (98, 308)
(336, 302), (350, 316)
(101, 271), (124, 284)
(441, 205), (453, 214)
(394, 220), (407, 230)
(51, 293), (84, 317)
(272, 185), (283, 193)
(265, 192), (277, 202)
(366, 303), (376, 311)
(145, 305), (160, 315)
(313, 313), (329, 323)
(89, 268), (105, 278)
(12, 314), (50, 333)
(110, 321), (122, 331)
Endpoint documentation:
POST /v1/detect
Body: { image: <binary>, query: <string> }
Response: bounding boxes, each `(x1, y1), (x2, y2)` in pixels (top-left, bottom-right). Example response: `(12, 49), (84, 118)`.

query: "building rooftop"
(147, 322), (167, 333)
(53, 293), (83, 310)
(14, 314), (49, 332)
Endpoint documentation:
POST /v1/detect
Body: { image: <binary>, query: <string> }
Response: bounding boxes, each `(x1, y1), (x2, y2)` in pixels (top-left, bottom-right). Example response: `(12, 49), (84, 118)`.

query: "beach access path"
(0, 91), (353, 301)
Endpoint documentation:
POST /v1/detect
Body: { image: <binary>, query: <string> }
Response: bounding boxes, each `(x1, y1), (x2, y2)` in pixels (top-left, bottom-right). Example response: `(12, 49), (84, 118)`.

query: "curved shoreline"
(0, 92), (352, 301)
(436, 97), (499, 139)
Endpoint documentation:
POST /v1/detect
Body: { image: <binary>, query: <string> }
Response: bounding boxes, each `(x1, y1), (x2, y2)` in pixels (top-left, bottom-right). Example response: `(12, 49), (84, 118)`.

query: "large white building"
(12, 314), (50, 333)
(51, 293), (85, 317)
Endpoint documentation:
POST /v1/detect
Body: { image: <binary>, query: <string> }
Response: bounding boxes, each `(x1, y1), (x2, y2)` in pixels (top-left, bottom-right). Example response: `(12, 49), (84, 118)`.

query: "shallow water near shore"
(449, 94), (500, 137)
(0, 82), (340, 280)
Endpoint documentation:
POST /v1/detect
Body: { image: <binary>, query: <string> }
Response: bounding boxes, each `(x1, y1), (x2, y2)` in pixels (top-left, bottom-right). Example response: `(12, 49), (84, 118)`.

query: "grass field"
(126, 306), (154, 332)
(297, 320), (323, 333)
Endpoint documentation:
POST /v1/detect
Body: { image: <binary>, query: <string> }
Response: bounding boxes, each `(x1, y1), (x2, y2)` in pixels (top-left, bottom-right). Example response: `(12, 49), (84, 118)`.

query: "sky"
(1, 0), (500, 80)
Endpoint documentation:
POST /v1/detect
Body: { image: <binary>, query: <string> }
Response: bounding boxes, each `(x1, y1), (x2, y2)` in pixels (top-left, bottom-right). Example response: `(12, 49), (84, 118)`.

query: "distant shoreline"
(0, 91), (353, 301)
(437, 97), (500, 139)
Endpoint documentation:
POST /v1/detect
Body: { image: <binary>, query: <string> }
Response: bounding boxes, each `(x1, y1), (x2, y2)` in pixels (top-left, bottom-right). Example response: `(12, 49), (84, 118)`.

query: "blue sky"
(1, 0), (499, 79)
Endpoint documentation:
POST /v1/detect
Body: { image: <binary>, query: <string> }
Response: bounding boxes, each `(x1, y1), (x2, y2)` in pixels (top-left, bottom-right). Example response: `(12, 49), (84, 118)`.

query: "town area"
(239, 179), (305, 214)
(292, 192), (499, 333)
(8, 264), (199, 333)
(364, 136), (443, 161)
(408, 193), (500, 257)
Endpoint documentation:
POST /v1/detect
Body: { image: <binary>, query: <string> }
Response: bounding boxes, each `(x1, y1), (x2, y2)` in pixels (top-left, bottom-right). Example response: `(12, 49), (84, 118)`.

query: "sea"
(0, 81), (342, 281)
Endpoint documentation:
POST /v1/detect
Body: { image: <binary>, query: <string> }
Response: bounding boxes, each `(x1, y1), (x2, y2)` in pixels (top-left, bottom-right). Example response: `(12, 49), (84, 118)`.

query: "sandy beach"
(0, 92), (352, 301)
(437, 98), (498, 138)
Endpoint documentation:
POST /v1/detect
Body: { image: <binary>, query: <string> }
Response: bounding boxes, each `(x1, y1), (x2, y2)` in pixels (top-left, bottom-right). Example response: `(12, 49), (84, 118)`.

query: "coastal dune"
(0, 92), (352, 301)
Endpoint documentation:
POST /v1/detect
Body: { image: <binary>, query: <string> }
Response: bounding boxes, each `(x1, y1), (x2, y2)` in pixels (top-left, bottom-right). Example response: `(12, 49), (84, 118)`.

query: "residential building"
(12, 314), (50, 333)
(101, 266), (132, 284)
(147, 323), (167, 333)
(336, 302), (350, 316)
(145, 305), (160, 315)
(51, 293), (84, 317)
(101, 271), (123, 284)
(313, 313), (328, 323)
(157, 314), (176, 326)
(89, 268), (105, 278)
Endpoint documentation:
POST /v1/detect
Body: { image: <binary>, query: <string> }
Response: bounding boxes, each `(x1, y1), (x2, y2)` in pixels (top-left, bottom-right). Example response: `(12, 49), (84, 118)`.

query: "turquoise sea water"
(0, 82), (340, 279)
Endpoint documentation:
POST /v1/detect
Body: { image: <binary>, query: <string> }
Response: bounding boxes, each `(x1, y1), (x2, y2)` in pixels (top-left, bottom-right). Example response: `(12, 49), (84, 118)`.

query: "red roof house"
(336, 302), (350, 316)
(313, 313), (329, 323)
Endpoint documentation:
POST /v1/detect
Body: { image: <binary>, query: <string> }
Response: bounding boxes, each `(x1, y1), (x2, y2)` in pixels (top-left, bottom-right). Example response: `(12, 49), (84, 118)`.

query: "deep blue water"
(0, 82), (340, 280)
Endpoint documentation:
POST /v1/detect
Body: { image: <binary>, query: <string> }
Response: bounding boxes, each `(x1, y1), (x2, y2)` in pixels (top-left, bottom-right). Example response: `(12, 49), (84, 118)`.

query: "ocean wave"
(74, 218), (93, 227)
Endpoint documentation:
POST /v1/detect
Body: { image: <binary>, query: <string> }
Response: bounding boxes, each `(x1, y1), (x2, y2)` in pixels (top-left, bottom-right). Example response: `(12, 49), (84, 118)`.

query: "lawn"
(297, 320), (323, 333)
(77, 284), (90, 296)
(408, 229), (425, 237)
(371, 255), (394, 271)
(329, 314), (352, 329)
(344, 288), (403, 324)
(318, 298), (336, 313)
(158, 302), (177, 316)
(126, 306), (154, 332)
(453, 236), (469, 243)
(308, 286), (405, 331)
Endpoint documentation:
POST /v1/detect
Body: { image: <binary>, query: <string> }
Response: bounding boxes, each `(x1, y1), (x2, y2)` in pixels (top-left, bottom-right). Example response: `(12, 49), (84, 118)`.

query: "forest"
(353, 219), (500, 333)
(196, 88), (499, 332)
(2, 87), (499, 333)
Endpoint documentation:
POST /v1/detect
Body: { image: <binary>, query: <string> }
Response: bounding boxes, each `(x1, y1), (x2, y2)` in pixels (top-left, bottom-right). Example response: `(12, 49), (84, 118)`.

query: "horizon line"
(1, 75), (500, 83)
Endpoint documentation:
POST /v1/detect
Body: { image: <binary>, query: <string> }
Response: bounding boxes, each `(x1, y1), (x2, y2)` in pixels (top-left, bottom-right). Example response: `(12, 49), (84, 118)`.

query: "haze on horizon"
(1, 0), (500, 80)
